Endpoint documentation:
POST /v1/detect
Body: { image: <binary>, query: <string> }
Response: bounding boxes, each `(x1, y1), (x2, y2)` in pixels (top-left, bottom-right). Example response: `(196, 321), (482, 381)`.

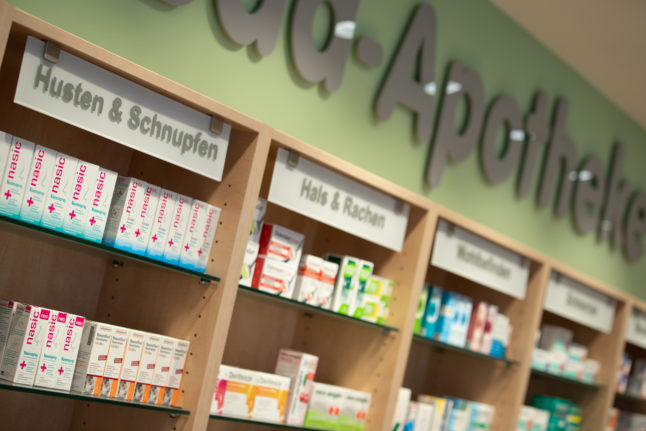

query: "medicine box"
(617, 353), (632, 393)
(71, 322), (113, 395)
(418, 395), (451, 431)
(240, 198), (266, 286)
(450, 295), (472, 348)
(40, 152), (79, 231)
(252, 257), (298, 297)
(0, 136), (35, 219)
(163, 193), (193, 264)
(414, 285), (430, 335)
(0, 303), (49, 385)
(250, 371), (290, 423)
(148, 336), (175, 405)
(412, 401), (434, 431)
(19, 144), (57, 224)
(161, 338), (190, 407)
(61, 161), (99, 237)
(131, 333), (162, 403)
(0, 132), (12, 183)
(54, 314), (85, 391)
(326, 255), (360, 316)
(350, 260), (374, 319)
(193, 204), (221, 273)
(293, 255), (324, 305)
(480, 304), (499, 355)
(338, 388), (371, 431)
(361, 275), (393, 324)
(303, 382), (344, 429)
(115, 330), (145, 400)
(258, 223), (304, 273)
(436, 291), (459, 344)
(391, 388), (412, 431)
(33, 310), (67, 389)
(98, 325), (128, 398)
(0, 300), (16, 361)
(212, 365), (254, 419)
(178, 199), (209, 270)
(469, 401), (494, 430)
(316, 260), (339, 310)
(274, 349), (319, 426)
(131, 183), (160, 254)
(145, 189), (176, 260)
(404, 401), (418, 431)
(467, 301), (488, 351)
(102, 176), (147, 250)
(82, 167), (118, 243)
(421, 285), (442, 338)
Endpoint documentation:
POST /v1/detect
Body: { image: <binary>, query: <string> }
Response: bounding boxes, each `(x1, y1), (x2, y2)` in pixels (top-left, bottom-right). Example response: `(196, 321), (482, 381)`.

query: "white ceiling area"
(491, 0), (646, 130)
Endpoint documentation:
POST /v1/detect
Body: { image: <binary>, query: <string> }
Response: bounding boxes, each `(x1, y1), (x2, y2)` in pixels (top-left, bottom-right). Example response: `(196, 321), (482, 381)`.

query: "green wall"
(7, 0), (646, 298)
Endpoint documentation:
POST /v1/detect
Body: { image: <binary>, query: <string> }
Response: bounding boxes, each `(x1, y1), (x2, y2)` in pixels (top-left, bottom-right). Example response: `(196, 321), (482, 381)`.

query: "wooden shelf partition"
(0, 2), (642, 431)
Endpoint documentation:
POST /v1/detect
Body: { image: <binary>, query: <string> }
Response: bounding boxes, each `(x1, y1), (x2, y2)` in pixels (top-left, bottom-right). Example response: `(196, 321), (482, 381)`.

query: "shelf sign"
(15, 36), (231, 181)
(267, 148), (410, 252)
(626, 309), (646, 349)
(544, 273), (616, 334)
(430, 220), (529, 299)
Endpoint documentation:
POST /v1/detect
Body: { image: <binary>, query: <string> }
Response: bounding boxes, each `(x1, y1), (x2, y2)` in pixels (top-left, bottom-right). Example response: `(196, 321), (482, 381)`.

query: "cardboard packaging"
(617, 353), (632, 394)
(350, 260), (374, 319)
(467, 301), (488, 351)
(252, 257), (299, 297)
(83, 167), (118, 243)
(418, 395), (452, 431)
(436, 291), (459, 344)
(53, 314), (85, 391)
(19, 145), (57, 224)
(0, 300), (16, 361)
(240, 198), (267, 286)
(102, 176), (147, 250)
(250, 371), (290, 423)
(161, 338), (190, 406)
(193, 204), (221, 273)
(420, 285), (442, 338)
(145, 189), (176, 260)
(33, 310), (67, 389)
(361, 275), (393, 324)
(326, 255), (360, 316)
(303, 382), (344, 429)
(211, 365), (254, 419)
(61, 161), (100, 237)
(274, 349), (319, 426)
(338, 388), (371, 431)
(0, 136), (35, 219)
(414, 284), (430, 335)
(412, 401), (434, 431)
(162, 193), (193, 265)
(178, 200), (218, 271)
(469, 401), (494, 430)
(0, 303), (49, 385)
(40, 152), (79, 231)
(316, 260), (339, 310)
(0, 132), (12, 184)
(148, 336), (175, 405)
(115, 330), (146, 399)
(98, 325), (128, 398)
(293, 255), (324, 304)
(480, 304), (499, 355)
(253, 224), (305, 297)
(130, 333), (162, 402)
(450, 294), (472, 348)
(391, 388), (412, 431)
(71, 322), (113, 395)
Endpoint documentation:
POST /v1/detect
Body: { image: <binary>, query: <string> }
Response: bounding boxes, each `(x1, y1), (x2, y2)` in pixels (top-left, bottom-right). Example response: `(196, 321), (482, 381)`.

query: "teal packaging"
(0, 135), (35, 219)
(61, 161), (99, 238)
(436, 292), (458, 344)
(421, 286), (443, 338)
(413, 284), (429, 335)
(0, 132), (12, 184)
(18, 145), (56, 225)
(40, 152), (79, 232)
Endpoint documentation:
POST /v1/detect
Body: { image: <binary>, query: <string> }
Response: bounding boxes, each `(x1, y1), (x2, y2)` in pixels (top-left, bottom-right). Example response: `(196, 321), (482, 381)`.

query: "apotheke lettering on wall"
(15, 36), (231, 182)
(168, 0), (645, 263)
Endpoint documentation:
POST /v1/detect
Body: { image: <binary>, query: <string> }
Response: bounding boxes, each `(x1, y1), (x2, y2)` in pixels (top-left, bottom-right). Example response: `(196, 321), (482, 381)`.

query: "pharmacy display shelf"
(529, 368), (602, 390)
(0, 213), (221, 283)
(238, 285), (398, 332)
(0, 380), (190, 415)
(209, 415), (321, 430)
(412, 334), (519, 366)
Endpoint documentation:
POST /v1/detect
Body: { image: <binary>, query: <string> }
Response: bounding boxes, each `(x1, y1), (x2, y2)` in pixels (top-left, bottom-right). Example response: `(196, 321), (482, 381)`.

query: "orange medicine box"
(131, 333), (162, 403)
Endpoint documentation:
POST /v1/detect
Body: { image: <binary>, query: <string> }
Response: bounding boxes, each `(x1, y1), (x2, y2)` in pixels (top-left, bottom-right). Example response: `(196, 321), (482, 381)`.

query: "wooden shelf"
(0, 381), (190, 415)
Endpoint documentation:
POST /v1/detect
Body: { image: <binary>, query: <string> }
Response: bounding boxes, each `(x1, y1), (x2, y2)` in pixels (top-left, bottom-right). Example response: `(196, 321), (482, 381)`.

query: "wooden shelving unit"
(0, 2), (640, 430)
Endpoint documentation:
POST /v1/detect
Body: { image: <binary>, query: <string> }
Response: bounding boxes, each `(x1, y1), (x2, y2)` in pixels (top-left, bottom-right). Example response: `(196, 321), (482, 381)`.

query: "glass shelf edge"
(209, 414), (323, 430)
(412, 334), (519, 365)
(0, 213), (219, 282)
(530, 368), (601, 389)
(238, 285), (398, 332)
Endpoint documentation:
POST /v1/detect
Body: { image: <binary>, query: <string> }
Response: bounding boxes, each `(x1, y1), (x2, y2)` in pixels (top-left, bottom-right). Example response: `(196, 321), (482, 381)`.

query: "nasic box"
(33, 310), (67, 389)
(53, 314), (85, 391)
(193, 204), (221, 273)
(293, 255), (324, 304)
(0, 132), (12, 182)
(99, 326), (128, 398)
(240, 198), (267, 286)
(131, 333), (162, 402)
(40, 152), (79, 231)
(145, 189), (176, 260)
(250, 371), (290, 423)
(211, 365), (254, 419)
(326, 255), (360, 315)
(19, 144), (57, 224)
(102, 176), (147, 251)
(163, 193), (193, 264)
(275, 349), (319, 426)
(303, 382), (344, 429)
(148, 336), (175, 405)
(131, 183), (160, 254)
(178, 200), (211, 270)
(161, 338), (190, 407)
(61, 161), (99, 237)
(316, 261), (338, 310)
(0, 300), (16, 360)
(0, 136), (35, 218)
(339, 388), (371, 431)
(71, 322), (113, 395)
(115, 330), (145, 399)
(82, 167), (118, 243)
(0, 304), (49, 385)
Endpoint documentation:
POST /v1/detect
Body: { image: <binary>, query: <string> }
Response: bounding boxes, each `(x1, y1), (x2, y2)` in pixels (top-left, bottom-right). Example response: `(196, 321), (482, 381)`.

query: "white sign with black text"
(15, 36), (231, 181)
(430, 220), (529, 299)
(544, 273), (616, 334)
(627, 309), (646, 350)
(267, 148), (410, 252)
